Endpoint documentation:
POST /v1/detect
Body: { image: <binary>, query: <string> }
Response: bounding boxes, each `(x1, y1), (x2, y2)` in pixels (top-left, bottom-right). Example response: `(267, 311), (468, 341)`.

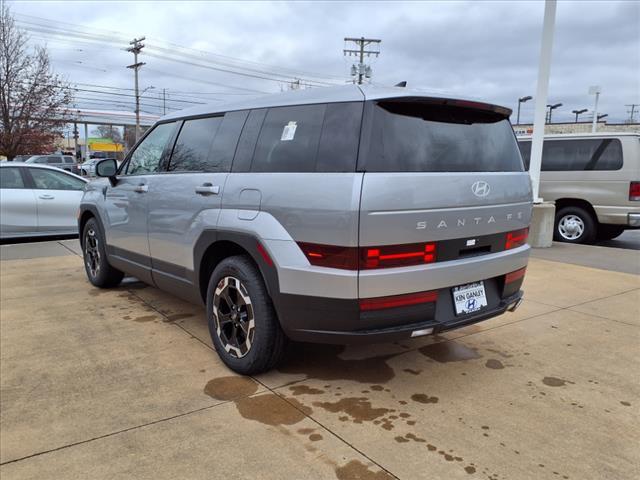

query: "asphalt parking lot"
(1, 239), (638, 479)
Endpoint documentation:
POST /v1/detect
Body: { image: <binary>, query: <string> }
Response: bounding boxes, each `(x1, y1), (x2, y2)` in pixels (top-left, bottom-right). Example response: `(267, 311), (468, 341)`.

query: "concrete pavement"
(0, 241), (638, 479)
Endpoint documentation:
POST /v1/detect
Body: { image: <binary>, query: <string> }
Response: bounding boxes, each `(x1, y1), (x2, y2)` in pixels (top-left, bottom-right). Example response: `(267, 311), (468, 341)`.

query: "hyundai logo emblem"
(471, 181), (490, 197)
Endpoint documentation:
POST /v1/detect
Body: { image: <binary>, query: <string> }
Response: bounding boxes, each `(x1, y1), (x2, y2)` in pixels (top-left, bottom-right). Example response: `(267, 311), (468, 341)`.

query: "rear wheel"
(597, 224), (625, 241)
(206, 255), (287, 375)
(82, 218), (124, 287)
(554, 206), (597, 244)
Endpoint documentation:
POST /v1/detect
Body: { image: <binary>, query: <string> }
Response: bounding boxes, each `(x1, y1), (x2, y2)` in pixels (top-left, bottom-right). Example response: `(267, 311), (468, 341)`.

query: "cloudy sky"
(8, 0), (640, 124)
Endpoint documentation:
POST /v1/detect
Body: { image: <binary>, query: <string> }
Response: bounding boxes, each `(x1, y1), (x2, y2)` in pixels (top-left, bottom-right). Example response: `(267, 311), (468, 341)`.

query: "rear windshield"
(359, 100), (523, 172)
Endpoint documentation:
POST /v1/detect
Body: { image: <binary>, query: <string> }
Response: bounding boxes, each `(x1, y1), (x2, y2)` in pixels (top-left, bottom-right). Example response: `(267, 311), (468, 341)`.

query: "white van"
(518, 133), (640, 243)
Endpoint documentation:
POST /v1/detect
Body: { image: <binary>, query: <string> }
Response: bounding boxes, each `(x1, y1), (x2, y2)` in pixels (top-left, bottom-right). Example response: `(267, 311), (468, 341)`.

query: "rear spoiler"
(379, 96), (512, 119)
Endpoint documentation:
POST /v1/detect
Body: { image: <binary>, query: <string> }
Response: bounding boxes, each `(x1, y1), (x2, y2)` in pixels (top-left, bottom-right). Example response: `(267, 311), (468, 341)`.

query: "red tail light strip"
(505, 228), (529, 250)
(360, 290), (439, 312)
(629, 181), (640, 201)
(505, 267), (527, 284)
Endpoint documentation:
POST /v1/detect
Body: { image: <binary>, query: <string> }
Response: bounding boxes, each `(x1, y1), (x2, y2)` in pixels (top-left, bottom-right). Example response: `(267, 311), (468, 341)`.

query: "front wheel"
(206, 255), (287, 375)
(82, 218), (124, 287)
(554, 206), (597, 244)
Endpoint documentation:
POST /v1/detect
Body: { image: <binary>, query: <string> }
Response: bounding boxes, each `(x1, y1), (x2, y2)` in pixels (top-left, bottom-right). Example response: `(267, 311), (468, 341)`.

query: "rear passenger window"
(251, 105), (326, 172)
(209, 111), (248, 172)
(518, 139), (623, 171)
(46, 157), (59, 164)
(168, 117), (223, 172)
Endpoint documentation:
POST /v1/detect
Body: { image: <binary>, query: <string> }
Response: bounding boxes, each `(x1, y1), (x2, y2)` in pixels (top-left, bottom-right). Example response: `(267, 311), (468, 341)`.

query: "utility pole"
(589, 85), (601, 133)
(625, 104), (639, 123)
(162, 88), (166, 115)
(127, 37), (146, 141)
(343, 37), (381, 85)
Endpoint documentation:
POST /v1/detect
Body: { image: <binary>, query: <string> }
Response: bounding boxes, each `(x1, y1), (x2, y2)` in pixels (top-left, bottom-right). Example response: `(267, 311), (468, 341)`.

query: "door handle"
(195, 184), (220, 195)
(134, 184), (148, 193)
(38, 194), (54, 200)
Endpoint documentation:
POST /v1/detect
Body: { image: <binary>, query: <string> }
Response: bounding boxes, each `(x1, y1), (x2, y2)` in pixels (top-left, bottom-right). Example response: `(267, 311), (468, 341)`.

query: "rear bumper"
(275, 273), (525, 344)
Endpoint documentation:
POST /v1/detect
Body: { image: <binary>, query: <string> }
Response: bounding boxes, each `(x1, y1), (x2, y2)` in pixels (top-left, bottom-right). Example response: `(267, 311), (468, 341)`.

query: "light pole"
(546, 103), (562, 124)
(597, 113), (608, 122)
(516, 96), (533, 125)
(589, 85), (601, 133)
(572, 108), (588, 123)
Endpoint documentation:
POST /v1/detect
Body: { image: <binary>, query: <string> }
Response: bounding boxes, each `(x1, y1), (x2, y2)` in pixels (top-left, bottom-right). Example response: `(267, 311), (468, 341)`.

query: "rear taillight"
(505, 228), (529, 250)
(630, 182), (640, 201)
(505, 267), (527, 284)
(298, 242), (436, 270)
(360, 290), (438, 311)
(362, 242), (436, 269)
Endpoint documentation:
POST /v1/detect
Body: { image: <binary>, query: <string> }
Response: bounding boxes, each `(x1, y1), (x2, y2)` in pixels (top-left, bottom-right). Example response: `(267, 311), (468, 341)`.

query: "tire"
(597, 225), (625, 241)
(206, 255), (287, 375)
(82, 218), (124, 288)
(554, 206), (597, 244)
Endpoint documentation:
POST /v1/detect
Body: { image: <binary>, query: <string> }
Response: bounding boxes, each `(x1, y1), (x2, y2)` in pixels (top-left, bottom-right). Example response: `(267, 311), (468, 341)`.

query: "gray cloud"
(9, 0), (639, 122)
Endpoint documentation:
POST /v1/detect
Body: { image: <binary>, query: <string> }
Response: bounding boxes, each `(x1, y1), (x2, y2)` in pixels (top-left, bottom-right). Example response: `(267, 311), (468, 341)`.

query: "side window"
(0, 168), (26, 189)
(167, 117), (223, 172)
(30, 169), (85, 190)
(541, 139), (623, 171)
(126, 122), (176, 176)
(34, 156), (48, 164)
(64, 157), (75, 164)
(251, 104), (325, 172)
(517, 141), (531, 171)
(46, 157), (59, 164)
(209, 110), (248, 172)
(316, 102), (362, 172)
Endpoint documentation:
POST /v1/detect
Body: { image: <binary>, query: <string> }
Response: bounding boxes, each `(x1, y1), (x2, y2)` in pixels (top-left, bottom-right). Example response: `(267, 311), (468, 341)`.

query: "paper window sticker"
(281, 121), (297, 141)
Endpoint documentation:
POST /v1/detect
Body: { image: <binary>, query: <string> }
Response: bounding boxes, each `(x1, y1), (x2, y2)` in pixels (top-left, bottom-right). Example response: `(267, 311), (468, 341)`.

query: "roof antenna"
(394, 81), (407, 87)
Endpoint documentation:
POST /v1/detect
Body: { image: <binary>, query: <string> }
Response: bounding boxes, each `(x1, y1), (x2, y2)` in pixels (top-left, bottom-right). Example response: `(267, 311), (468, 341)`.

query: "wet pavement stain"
(542, 376), (571, 387)
(411, 393), (439, 404)
(309, 433), (323, 441)
(464, 466), (476, 474)
(133, 315), (157, 323)
(235, 394), (312, 426)
(289, 385), (325, 396)
(403, 368), (421, 375)
(485, 348), (514, 359)
(395, 435), (410, 443)
(485, 359), (505, 370)
(419, 341), (481, 363)
(620, 401), (631, 406)
(370, 385), (384, 391)
(203, 376), (259, 401)
(278, 343), (397, 384)
(334, 460), (394, 480)
(313, 397), (391, 423)
(297, 428), (315, 435)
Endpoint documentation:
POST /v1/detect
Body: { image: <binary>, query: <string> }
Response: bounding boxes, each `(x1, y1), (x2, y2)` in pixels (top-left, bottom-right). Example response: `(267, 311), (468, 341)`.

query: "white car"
(0, 163), (88, 239)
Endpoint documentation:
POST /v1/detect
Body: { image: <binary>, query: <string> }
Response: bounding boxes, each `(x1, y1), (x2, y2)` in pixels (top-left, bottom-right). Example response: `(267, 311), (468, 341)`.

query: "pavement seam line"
(0, 401), (230, 467)
(57, 240), (81, 257)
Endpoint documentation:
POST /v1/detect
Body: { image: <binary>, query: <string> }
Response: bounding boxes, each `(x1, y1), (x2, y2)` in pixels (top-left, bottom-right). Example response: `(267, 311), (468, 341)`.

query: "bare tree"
(0, 4), (73, 160)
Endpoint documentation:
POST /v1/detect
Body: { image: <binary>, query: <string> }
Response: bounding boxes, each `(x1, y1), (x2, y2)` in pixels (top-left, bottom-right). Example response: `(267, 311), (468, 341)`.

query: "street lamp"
(516, 96), (533, 124)
(597, 113), (608, 122)
(546, 103), (562, 123)
(572, 108), (588, 123)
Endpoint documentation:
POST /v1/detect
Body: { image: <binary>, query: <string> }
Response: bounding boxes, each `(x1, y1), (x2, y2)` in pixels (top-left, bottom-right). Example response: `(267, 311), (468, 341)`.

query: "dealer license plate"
(452, 281), (488, 315)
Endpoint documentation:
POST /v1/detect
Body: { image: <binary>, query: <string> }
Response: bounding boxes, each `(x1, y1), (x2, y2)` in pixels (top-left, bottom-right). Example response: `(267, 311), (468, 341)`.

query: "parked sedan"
(0, 164), (88, 239)
(25, 154), (81, 175)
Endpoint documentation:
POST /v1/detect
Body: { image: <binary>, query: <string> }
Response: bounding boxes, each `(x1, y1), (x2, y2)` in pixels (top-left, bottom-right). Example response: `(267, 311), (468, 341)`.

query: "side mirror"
(95, 158), (118, 186)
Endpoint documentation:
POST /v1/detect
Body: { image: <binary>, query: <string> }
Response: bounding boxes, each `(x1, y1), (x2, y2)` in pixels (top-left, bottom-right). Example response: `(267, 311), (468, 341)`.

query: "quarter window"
(0, 168), (25, 189)
(30, 168), (85, 190)
(126, 122), (176, 175)
(168, 117), (223, 172)
(251, 104), (326, 172)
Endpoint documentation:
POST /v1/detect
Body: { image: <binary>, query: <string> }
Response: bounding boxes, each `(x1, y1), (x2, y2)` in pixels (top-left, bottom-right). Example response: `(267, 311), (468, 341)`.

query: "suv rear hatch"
(357, 97), (532, 298)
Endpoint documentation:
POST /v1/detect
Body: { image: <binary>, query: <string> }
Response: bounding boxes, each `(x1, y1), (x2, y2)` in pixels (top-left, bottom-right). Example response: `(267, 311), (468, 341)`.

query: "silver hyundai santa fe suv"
(80, 85), (532, 374)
